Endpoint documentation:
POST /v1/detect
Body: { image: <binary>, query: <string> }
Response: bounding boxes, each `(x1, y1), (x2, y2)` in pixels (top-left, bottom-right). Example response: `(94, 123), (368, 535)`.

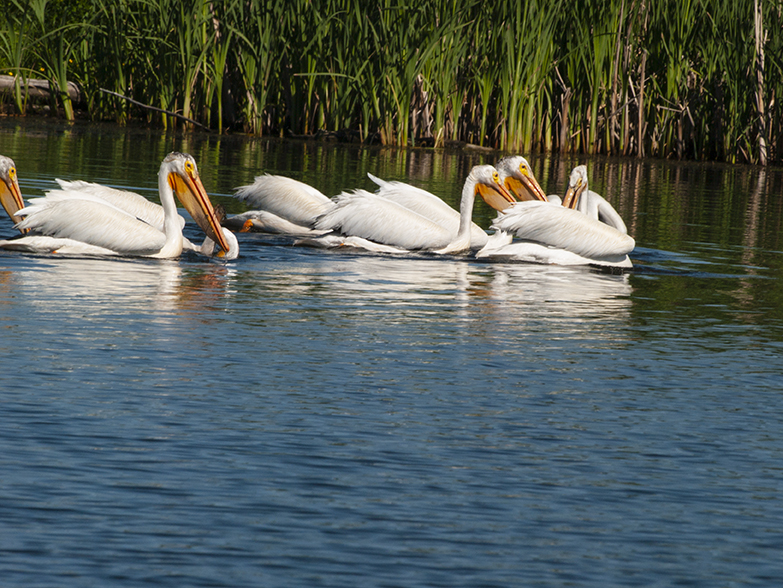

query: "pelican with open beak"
(495, 155), (549, 205)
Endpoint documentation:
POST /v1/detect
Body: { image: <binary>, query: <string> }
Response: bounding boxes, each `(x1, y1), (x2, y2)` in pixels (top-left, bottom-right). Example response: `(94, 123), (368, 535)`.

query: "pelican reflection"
(234, 251), (632, 329)
(10, 256), (237, 317)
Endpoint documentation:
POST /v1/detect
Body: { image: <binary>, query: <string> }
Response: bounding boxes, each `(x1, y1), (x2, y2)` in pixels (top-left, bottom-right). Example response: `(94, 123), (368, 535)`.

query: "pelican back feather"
(373, 180), (489, 247)
(16, 199), (166, 255)
(53, 180), (184, 231)
(234, 174), (334, 225)
(492, 201), (635, 258)
(314, 190), (453, 250)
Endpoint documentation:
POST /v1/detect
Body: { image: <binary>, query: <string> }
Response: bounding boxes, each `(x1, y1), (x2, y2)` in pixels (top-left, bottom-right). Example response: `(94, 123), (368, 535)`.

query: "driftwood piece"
(99, 88), (208, 130)
(0, 75), (84, 103)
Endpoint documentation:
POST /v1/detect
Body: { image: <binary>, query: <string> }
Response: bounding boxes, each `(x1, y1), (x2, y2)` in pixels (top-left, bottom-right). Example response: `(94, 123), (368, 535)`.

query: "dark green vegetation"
(1, 0), (782, 163)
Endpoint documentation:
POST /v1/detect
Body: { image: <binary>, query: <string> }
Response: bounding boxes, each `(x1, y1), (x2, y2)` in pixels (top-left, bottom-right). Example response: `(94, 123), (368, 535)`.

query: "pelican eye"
(492, 171), (500, 183)
(184, 159), (195, 175)
(9, 168), (16, 181)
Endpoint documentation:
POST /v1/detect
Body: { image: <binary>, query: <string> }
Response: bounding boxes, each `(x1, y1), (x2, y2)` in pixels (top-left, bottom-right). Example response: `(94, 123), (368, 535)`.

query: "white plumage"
(199, 227), (239, 259)
(313, 165), (514, 254)
(233, 174), (335, 230)
(15, 198), (169, 254)
(0, 235), (119, 256)
(51, 178), (181, 232)
(294, 233), (409, 254)
(577, 189), (628, 234)
(490, 201), (634, 258)
(476, 240), (633, 269)
(495, 157), (626, 232)
(367, 173), (490, 247)
(315, 190), (454, 250)
(44, 178), (237, 257)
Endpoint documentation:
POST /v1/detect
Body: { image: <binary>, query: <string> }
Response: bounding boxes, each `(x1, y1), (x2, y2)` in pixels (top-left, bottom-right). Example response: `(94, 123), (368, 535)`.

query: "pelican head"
(469, 164), (517, 211)
(561, 165), (588, 209)
(496, 156), (548, 204)
(0, 155), (27, 232)
(161, 152), (231, 254)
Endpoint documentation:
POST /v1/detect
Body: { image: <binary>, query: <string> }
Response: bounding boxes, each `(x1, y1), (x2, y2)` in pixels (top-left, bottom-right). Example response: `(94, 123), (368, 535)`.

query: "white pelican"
(0, 155), (26, 231)
(477, 165), (635, 268)
(556, 165), (629, 234)
(48, 177), (239, 258)
(312, 165), (515, 254)
(366, 173), (492, 248)
(507, 159), (626, 233)
(0, 152), (232, 258)
(231, 174), (334, 235)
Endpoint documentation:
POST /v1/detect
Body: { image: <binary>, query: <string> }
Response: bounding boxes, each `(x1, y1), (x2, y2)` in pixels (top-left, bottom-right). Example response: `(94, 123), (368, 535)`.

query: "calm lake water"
(1, 118), (782, 587)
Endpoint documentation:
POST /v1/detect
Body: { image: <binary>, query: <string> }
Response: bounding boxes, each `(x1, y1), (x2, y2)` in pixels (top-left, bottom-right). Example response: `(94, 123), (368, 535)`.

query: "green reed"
(1, 0), (36, 114)
(1, 0), (781, 163)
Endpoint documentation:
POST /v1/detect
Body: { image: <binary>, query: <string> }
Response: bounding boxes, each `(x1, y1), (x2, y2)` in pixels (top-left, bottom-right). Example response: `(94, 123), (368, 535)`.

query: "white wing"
(15, 199), (166, 255)
(314, 190), (453, 250)
(234, 174), (334, 225)
(52, 179), (185, 231)
(366, 172), (390, 189)
(369, 175), (489, 247)
(491, 200), (635, 258)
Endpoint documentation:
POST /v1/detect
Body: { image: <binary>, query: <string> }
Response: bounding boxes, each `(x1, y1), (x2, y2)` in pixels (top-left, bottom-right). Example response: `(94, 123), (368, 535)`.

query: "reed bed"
(1, 0), (781, 163)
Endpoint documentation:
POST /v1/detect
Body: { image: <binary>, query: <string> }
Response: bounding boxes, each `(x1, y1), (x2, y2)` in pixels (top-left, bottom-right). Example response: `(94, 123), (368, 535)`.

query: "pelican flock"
(0, 151), (635, 270)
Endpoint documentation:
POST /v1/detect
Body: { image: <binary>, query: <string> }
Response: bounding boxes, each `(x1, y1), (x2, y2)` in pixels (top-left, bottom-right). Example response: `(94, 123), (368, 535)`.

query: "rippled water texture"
(1, 119), (782, 587)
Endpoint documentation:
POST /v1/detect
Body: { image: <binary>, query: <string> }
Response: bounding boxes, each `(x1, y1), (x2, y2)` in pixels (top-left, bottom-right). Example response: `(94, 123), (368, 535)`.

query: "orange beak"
(1, 169), (28, 233)
(504, 170), (547, 202)
(477, 180), (517, 212)
(169, 171), (232, 254)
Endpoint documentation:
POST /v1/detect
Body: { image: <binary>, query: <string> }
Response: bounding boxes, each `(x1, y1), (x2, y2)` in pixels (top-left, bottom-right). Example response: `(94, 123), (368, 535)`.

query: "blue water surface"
(1, 121), (782, 587)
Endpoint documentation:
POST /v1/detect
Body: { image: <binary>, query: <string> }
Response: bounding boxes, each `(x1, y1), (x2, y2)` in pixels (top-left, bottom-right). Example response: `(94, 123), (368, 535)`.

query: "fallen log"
(0, 74), (84, 103)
